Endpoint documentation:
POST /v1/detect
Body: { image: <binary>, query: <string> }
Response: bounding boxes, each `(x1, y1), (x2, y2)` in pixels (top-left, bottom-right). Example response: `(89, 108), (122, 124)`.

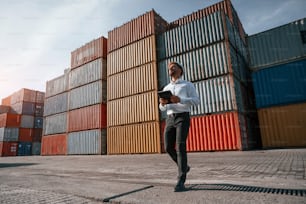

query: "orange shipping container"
(0, 113), (21, 128)
(68, 104), (107, 132)
(0, 142), (18, 156)
(258, 102), (306, 148)
(41, 134), (67, 156)
(71, 36), (107, 69)
(19, 128), (33, 142)
(107, 121), (161, 154)
(187, 112), (246, 152)
(1, 95), (11, 106)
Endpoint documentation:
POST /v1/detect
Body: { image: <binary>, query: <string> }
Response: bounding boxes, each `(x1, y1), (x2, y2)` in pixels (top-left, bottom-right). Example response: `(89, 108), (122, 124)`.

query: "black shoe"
(174, 181), (186, 192)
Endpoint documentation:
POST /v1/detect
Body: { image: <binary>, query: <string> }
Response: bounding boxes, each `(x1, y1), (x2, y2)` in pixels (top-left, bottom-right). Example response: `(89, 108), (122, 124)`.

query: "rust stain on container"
(107, 121), (160, 154)
(258, 102), (306, 148)
(41, 134), (67, 156)
(68, 104), (107, 132)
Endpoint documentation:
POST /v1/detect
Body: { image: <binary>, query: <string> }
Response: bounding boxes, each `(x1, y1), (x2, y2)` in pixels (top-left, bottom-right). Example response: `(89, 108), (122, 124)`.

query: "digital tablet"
(158, 90), (173, 100)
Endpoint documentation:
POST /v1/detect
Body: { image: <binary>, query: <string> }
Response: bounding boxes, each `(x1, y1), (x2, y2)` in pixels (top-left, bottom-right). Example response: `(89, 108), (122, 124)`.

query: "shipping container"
(69, 58), (107, 89)
(68, 80), (107, 110)
(10, 88), (36, 105)
(45, 71), (69, 98)
(41, 134), (67, 155)
(1, 95), (11, 106)
(36, 91), (45, 104)
(0, 105), (10, 114)
(19, 128), (33, 142)
(43, 112), (67, 135)
(68, 104), (107, 132)
(258, 102), (306, 148)
(0, 113), (21, 128)
(71, 36), (107, 69)
(20, 115), (34, 128)
(43, 92), (68, 116)
(35, 103), (44, 117)
(247, 18), (306, 70)
(32, 128), (42, 142)
(17, 142), (32, 156)
(108, 10), (168, 53)
(32, 142), (41, 155)
(107, 62), (158, 100)
(68, 129), (103, 155)
(34, 117), (43, 129)
(107, 91), (159, 127)
(0, 142), (18, 156)
(0, 127), (19, 142)
(107, 35), (157, 76)
(107, 121), (161, 154)
(252, 58), (306, 108)
(10, 101), (35, 115)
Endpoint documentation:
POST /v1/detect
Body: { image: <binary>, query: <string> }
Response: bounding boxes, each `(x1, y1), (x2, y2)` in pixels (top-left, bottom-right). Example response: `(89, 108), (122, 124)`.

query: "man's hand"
(159, 98), (169, 106)
(170, 95), (180, 103)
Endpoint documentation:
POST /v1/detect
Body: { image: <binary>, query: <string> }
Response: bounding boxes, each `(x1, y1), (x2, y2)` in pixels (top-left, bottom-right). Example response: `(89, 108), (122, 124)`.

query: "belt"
(168, 112), (189, 118)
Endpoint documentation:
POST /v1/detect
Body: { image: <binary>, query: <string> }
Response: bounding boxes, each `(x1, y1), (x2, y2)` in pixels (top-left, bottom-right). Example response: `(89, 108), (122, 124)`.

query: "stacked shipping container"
(107, 10), (168, 154)
(248, 18), (306, 148)
(157, 0), (260, 152)
(0, 88), (44, 156)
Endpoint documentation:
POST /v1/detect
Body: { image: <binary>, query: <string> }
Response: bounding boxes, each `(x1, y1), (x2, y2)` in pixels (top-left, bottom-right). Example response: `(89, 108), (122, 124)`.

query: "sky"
(0, 0), (306, 101)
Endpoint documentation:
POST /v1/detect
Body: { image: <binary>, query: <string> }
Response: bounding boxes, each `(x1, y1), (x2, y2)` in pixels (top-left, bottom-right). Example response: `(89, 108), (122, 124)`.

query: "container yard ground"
(1, 149), (306, 204)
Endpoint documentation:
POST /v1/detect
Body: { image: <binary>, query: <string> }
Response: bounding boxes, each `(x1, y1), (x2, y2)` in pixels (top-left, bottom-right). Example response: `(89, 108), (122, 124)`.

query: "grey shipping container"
(10, 101), (35, 115)
(43, 112), (67, 135)
(0, 127), (19, 142)
(43, 92), (68, 116)
(32, 142), (41, 155)
(20, 115), (34, 128)
(45, 71), (69, 98)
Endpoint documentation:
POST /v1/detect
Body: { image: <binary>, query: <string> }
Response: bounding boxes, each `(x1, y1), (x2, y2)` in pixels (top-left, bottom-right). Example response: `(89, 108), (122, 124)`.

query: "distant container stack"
(0, 88), (44, 156)
(107, 10), (168, 154)
(157, 0), (260, 152)
(42, 36), (108, 155)
(248, 18), (306, 149)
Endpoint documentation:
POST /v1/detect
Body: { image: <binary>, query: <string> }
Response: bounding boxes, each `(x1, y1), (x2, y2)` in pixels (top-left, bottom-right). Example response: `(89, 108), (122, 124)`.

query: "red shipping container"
(0, 142), (18, 156)
(19, 128), (33, 142)
(41, 134), (67, 156)
(0, 113), (21, 128)
(33, 129), (43, 142)
(68, 103), (107, 132)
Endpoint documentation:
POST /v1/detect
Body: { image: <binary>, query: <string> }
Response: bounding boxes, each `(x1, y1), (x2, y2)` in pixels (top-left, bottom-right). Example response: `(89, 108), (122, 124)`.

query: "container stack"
(247, 18), (306, 148)
(157, 0), (260, 152)
(41, 70), (69, 155)
(0, 88), (44, 156)
(107, 10), (168, 154)
(68, 36), (107, 155)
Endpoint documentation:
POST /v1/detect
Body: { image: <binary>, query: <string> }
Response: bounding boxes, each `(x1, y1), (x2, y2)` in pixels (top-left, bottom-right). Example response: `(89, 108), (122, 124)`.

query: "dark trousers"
(164, 112), (190, 183)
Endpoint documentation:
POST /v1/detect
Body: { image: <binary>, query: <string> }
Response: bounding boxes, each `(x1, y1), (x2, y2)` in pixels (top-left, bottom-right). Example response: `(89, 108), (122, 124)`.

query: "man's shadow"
(185, 183), (306, 197)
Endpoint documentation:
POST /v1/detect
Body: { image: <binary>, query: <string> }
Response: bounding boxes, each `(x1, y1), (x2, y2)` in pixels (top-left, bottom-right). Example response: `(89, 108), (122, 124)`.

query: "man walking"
(159, 62), (200, 192)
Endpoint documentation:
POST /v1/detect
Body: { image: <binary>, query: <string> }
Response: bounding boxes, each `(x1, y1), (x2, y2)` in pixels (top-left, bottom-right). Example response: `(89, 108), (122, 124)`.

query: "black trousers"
(164, 112), (190, 183)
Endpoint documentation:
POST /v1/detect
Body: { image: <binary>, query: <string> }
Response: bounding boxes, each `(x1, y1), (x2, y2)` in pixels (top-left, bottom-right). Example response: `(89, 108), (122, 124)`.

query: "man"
(159, 62), (200, 192)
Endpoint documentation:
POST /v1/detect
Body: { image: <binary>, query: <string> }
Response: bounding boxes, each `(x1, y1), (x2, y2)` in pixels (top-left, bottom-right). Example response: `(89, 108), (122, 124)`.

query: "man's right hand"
(159, 98), (168, 106)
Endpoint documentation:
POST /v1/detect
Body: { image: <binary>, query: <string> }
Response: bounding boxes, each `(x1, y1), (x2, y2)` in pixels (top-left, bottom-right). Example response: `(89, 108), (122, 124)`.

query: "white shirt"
(159, 78), (200, 114)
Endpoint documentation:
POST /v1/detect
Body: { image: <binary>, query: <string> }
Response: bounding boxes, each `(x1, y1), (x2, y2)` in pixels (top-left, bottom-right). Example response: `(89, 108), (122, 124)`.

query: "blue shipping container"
(17, 142), (32, 156)
(252, 58), (306, 108)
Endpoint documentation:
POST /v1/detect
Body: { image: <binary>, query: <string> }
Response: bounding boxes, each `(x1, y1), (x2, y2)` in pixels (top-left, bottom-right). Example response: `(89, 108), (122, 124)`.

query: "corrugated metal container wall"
(71, 36), (107, 69)
(0, 142), (18, 156)
(33, 129), (42, 142)
(35, 103), (44, 117)
(107, 122), (160, 154)
(107, 91), (159, 127)
(0, 105), (10, 114)
(107, 35), (156, 76)
(187, 112), (245, 151)
(20, 115), (34, 128)
(34, 117), (43, 129)
(247, 18), (306, 70)
(107, 10), (168, 53)
(19, 128), (33, 142)
(10, 101), (35, 115)
(41, 134), (67, 155)
(68, 80), (107, 110)
(67, 129), (102, 155)
(17, 142), (32, 156)
(107, 63), (157, 100)
(101, 129), (107, 155)
(45, 72), (69, 98)
(68, 104), (107, 132)
(43, 92), (68, 116)
(36, 91), (45, 104)
(0, 113), (21, 127)
(168, 0), (246, 44)
(1, 96), (11, 106)
(258, 102), (306, 148)
(0, 127), (19, 142)
(69, 58), (107, 89)
(43, 112), (67, 135)
(32, 142), (41, 155)
(10, 88), (36, 105)
(252, 58), (306, 108)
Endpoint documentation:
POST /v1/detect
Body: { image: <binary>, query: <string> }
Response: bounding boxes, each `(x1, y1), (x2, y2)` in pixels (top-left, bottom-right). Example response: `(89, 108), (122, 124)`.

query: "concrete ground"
(0, 148), (306, 203)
